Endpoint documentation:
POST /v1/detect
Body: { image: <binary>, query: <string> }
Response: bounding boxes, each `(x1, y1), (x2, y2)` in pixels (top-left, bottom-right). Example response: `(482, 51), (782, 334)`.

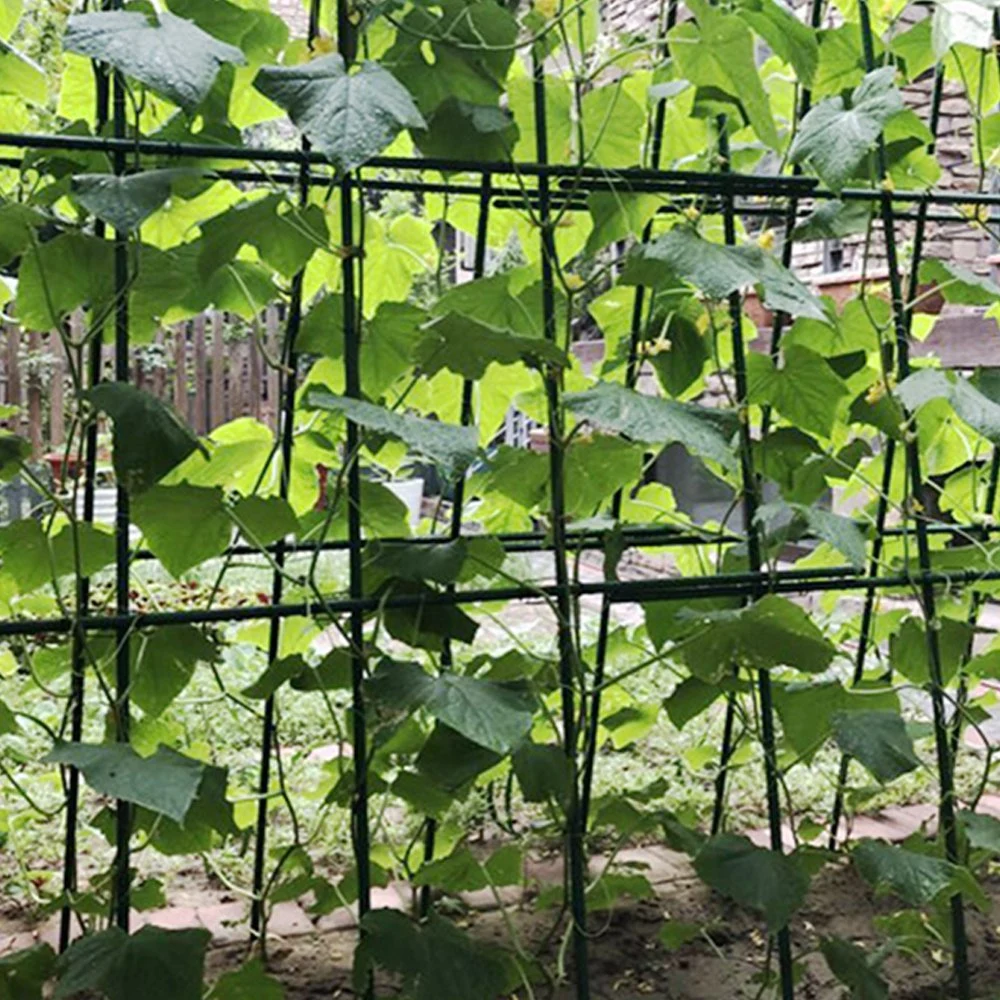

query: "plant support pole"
(419, 171), (492, 918)
(718, 119), (795, 999)
(856, 6), (970, 994)
(249, 0), (322, 942)
(532, 52), (590, 1000)
(579, 0), (676, 831)
(109, 0), (132, 932)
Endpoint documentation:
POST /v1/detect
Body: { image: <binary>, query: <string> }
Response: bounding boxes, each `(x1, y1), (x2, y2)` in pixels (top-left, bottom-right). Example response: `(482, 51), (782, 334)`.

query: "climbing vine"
(1, 0), (1000, 997)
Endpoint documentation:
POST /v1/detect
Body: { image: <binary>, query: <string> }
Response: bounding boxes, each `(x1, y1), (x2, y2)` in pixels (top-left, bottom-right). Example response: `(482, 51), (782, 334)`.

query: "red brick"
(197, 901), (247, 943)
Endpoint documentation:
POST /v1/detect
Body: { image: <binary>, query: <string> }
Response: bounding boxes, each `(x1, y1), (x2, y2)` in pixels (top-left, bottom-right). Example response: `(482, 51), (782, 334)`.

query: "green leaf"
(211, 959), (285, 1000)
(55, 926), (210, 1000)
(86, 384), (204, 494)
(932, 0), (994, 57)
(0, 0), (22, 39)
(889, 614), (973, 685)
(303, 387), (478, 480)
(898, 368), (1000, 443)
(580, 83), (645, 167)
(241, 654), (307, 700)
(414, 313), (567, 379)
(132, 626), (217, 718)
(621, 226), (826, 321)
(233, 495), (298, 547)
(800, 506), (867, 568)
(0, 943), (56, 1000)
(832, 710), (920, 783)
(0, 695), (19, 735)
(736, 0), (819, 85)
(132, 484), (231, 577)
(677, 595), (836, 681)
(790, 67), (905, 190)
(694, 834), (809, 931)
(664, 677), (722, 730)
(0, 432), (29, 481)
(363, 538), (470, 587)
(416, 723), (502, 791)
(254, 55), (424, 171)
(71, 170), (194, 233)
(918, 257), (1000, 305)
(64, 10), (245, 111)
(672, 0), (779, 149)
(512, 741), (570, 804)
(774, 682), (900, 758)
(290, 649), (353, 692)
(16, 233), (113, 332)
(747, 345), (849, 438)
(413, 844), (521, 893)
(45, 742), (206, 824)
(659, 920), (703, 951)
(354, 910), (507, 1000)
(959, 810), (1000, 853)
(791, 199), (873, 242)
(367, 659), (533, 755)
(820, 937), (888, 1000)
(0, 39), (45, 104)
(564, 382), (737, 470)
(853, 840), (963, 907)
(413, 98), (517, 164)
(585, 191), (661, 256)
(432, 271), (566, 338)
(198, 193), (328, 280)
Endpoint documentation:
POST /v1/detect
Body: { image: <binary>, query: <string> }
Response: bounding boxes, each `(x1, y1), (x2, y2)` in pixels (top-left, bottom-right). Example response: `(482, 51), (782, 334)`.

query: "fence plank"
(192, 315), (207, 434)
(50, 332), (65, 450)
(265, 305), (279, 431)
(211, 312), (225, 429)
(26, 331), (42, 457)
(173, 325), (187, 419)
(249, 324), (262, 422)
(6, 325), (21, 435)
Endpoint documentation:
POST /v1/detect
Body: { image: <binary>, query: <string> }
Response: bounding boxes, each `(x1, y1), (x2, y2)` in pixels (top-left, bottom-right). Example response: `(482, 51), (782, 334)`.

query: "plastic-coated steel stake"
(716, 118), (795, 999)
(419, 172), (493, 919)
(532, 52), (590, 1000)
(337, 7), (371, 993)
(580, 0), (676, 833)
(250, 0), (322, 945)
(60, 43), (112, 952)
(12, 561), (1000, 639)
(829, 60), (946, 848)
(109, 0), (132, 932)
(712, 0), (826, 842)
(856, 6), (970, 994)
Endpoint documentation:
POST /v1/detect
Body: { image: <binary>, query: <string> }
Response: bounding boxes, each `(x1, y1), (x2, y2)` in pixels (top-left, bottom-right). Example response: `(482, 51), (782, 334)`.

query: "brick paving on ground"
(5, 795), (999, 955)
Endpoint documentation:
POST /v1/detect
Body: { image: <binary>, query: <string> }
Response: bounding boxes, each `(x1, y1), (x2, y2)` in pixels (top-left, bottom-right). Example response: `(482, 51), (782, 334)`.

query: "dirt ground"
(198, 862), (1000, 999)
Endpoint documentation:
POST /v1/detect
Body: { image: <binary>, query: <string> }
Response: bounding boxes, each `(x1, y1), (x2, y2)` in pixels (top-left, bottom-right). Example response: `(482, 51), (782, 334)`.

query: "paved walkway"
(4, 794), (999, 955)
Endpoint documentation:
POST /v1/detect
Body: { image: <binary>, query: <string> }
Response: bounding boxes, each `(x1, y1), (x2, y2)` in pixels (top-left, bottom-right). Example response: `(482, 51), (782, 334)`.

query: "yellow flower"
(865, 380), (887, 404)
(683, 205), (701, 222)
(757, 229), (775, 252)
(880, 175), (896, 193)
(564, 273), (584, 291)
(535, 0), (559, 18)
(310, 34), (335, 58)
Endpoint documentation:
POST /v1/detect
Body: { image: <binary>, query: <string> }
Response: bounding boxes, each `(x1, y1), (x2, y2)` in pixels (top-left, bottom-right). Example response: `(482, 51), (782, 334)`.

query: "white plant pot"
(384, 477), (424, 529)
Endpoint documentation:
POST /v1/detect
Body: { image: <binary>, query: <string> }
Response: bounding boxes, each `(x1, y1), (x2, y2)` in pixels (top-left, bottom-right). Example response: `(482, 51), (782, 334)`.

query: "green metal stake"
(855, 5), (970, 994)
(532, 52), (590, 1000)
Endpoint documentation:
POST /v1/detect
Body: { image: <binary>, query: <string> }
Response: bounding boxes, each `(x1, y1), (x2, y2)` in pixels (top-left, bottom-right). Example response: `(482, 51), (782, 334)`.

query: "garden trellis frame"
(3, 0), (1000, 997)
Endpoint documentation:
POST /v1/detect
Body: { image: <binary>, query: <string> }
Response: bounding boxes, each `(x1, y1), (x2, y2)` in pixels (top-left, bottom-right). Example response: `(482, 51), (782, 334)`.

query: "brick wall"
(603, 0), (993, 281)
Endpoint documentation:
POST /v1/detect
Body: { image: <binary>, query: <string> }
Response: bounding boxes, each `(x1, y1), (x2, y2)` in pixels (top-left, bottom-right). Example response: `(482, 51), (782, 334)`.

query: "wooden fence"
(1, 306), (284, 456)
